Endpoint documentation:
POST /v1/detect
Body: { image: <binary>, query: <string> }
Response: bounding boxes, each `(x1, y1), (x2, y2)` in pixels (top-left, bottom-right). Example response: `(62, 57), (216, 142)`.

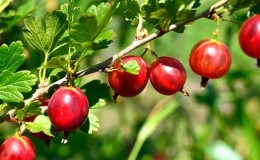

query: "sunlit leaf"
(25, 115), (54, 137)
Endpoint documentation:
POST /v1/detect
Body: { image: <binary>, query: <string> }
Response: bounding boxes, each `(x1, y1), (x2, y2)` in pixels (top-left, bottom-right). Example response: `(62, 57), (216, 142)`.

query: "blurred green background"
(1, 0), (260, 160)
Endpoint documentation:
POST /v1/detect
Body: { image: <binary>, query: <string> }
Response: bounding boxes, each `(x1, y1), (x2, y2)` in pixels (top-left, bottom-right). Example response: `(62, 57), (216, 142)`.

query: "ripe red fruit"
(149, 56), (187, 95)
(108, 55), (149, 98)
(0, 135), (36, 160)
(48, 86), (89, 132)
(189, 39), (232, 88)
(239, 14), (260, 66)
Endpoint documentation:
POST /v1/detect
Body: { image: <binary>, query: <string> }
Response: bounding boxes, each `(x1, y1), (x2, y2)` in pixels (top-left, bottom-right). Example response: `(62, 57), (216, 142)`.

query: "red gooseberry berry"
(239, 14), (260, 67)
(108, 55), (149, 100)
(149, 56), (188, 95)
(189, 39), (232, 88)
(0, 135), (36, 160)
(48, 86), (89, 132)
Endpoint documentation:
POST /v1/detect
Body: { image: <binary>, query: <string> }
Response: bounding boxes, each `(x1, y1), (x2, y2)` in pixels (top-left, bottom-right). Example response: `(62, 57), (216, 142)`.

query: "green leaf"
(15, 101), (41, 121)
(80, 112), (100, 134)
(70, 14), (98, 43)
(125, 0), (141, 21)
(23, 10), (68, 54)
(91, 99), (106, 109)
(0, 71), (37, 103)
(0, 0), (37, 34)
(121, 60), (140, 75)
(44, 57), (68, 69)
(0, 42), (25, 73)
(81, 80), (110, 108)
(25, 115), (54, 137)
(88, 112), (100, 134)
(0, 0), (12, 13)
(145, 0), (200, 31)
(92, 29), (115, 50)
(86, 3), (110, 25)
(61, 3), (80, 23)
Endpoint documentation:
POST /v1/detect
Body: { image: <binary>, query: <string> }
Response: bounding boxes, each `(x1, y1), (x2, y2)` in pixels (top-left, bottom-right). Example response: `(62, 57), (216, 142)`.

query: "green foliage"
(82, 80), (110, 108)
(249, 3), (260, 15)
(25, 115), (54, 137)
(15, 101), (41, 122)
(121, 59), (140, 75)
(0, 0), (37, 34)
(44, 57), (68, 71)
(23, 11), (68, 55)
(0, 42), (37, 103)
(80, 112), (100, 134)
(0, 0), (260, 160)
(125, 0), (201, 31)
(70, 2), (115, 55)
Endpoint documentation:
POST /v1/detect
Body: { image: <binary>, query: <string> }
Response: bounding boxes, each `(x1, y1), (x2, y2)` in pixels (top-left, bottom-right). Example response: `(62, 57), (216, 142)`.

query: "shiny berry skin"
(108, 55), (149, 97)
(239, 14), (260, 66)
(189, 39), (232, 88)
(0, 135), (36, 160)
(149, 56), (187, 95)
(48, 86), (89, 132)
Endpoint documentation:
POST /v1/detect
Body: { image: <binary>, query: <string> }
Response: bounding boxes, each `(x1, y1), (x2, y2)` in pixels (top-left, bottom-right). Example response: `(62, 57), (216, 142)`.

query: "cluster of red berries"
(108, 55), (188, 99)
(109, 14), (260, 97)
(0, 86), (89, 159)
(108, 39), (232, 98)
(1, 14), (260, 160)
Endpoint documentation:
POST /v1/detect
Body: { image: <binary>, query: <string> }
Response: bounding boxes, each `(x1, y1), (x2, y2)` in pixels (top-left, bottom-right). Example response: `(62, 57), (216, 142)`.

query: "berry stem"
(213, 14), (220, 40)
(113, 92), (119, 103)
(179, 88), (190, 96)
(257, 59), (260, 68)
(61, 131), (70, 144)
(200, 77), (209, 90)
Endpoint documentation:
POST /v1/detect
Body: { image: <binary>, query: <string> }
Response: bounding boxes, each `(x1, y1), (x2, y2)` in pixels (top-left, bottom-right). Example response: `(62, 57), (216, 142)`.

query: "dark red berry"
(48, 86), (89, 132)
(149, 56), (187, 95)
(0, 135), (36, 160)
(239, 14), (260, 66)
(108, 55), (149, 98)
(189, 39), (232, 88)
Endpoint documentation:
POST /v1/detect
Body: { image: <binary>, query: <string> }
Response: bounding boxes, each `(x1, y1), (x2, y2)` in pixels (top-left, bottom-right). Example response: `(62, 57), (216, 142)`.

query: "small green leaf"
(81, 80), (110, 108)
(23, 10), (68, 54)
(70, 14), (98, 43)
(15, 101), (41, 122)
(121, 60), (140, 75)
(44, 57), (68, 69)
(92, 29), (115, 50)
(86, 3), (110, 25)
(0, 41), (25, 73)
(0, 70), (37, 103)
(25, 115), (54, 137)
(80, 113), (100, 134)
(88, 112), (100, 134)
(125, 0), (141, 21)
(91, 99), (106, 109)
